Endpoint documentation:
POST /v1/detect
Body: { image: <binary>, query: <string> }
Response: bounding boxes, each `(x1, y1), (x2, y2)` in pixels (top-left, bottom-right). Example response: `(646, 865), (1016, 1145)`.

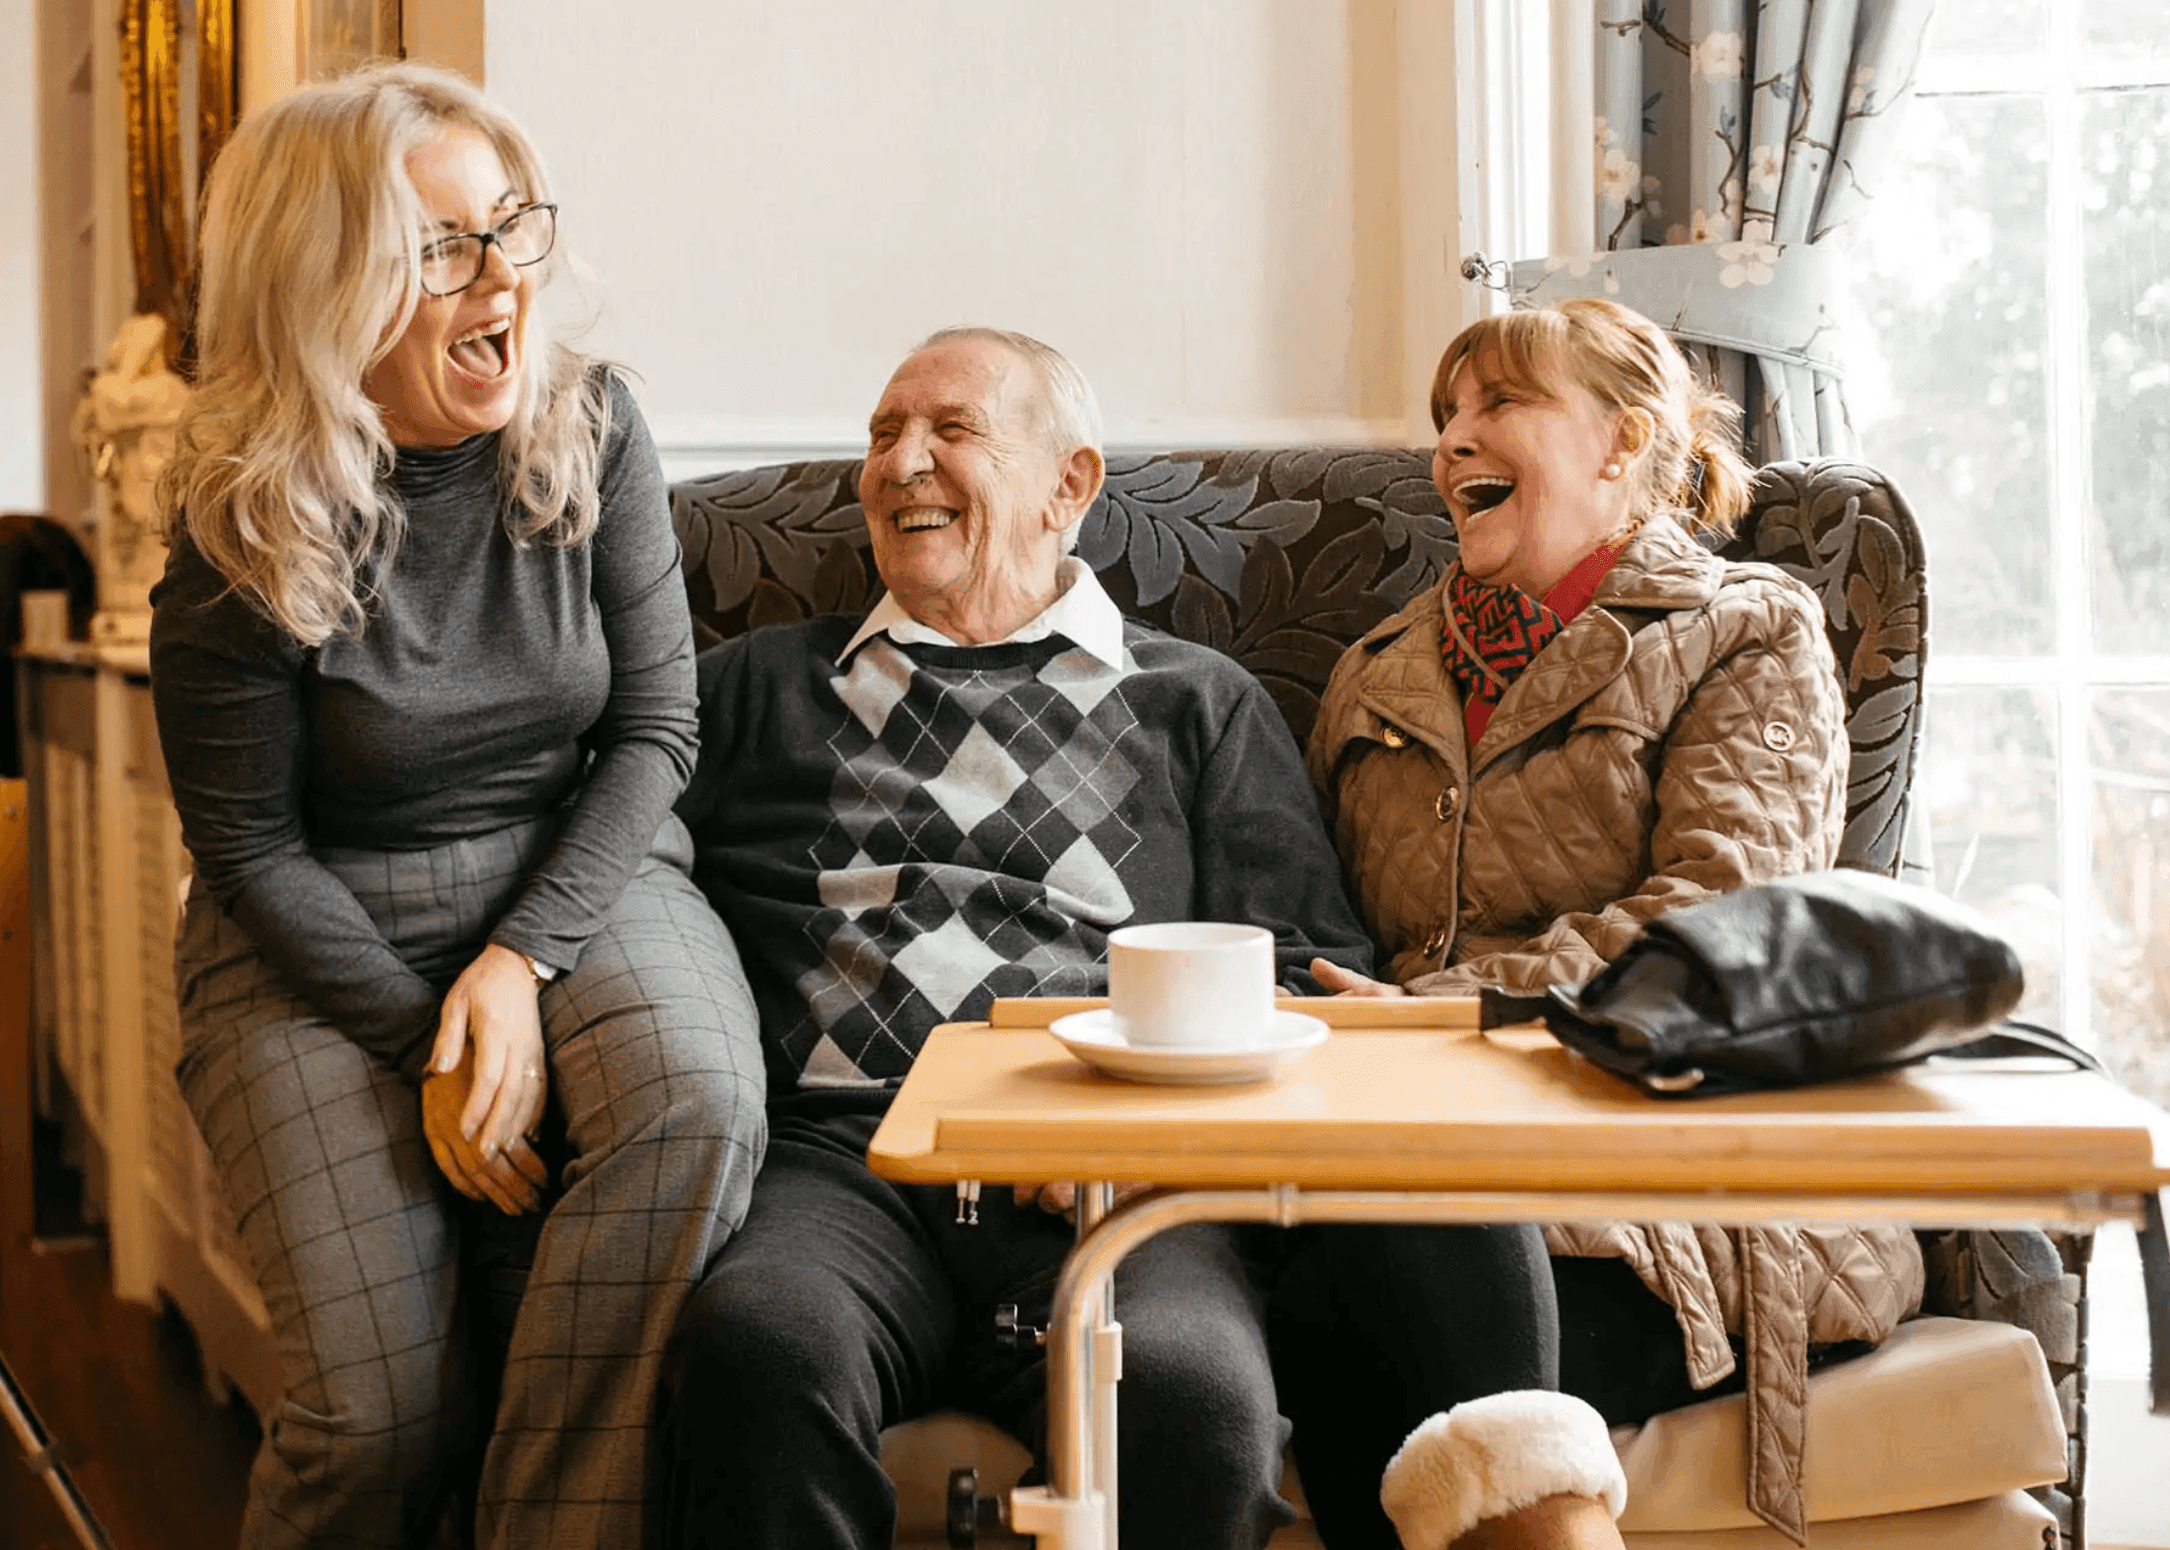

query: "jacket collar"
(1590, 512), (1727, 611)
(1349, 513), (1721, 652)
(1335, 514), (1726, 774)
(1329, 514), (1730, 767)
(1471, 515), (1719, 763)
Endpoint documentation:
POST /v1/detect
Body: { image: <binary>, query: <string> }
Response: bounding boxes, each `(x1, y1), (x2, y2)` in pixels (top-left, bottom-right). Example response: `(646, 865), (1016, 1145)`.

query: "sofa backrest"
(672, 451), (1927, 875)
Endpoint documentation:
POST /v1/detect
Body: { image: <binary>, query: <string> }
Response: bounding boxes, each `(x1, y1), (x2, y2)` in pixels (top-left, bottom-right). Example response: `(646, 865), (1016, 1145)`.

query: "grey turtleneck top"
(150, 374), (698, 1078)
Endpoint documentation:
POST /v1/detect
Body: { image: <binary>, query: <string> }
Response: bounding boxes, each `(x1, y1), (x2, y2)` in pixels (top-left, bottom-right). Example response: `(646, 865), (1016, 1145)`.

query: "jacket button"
(1435, 786), (1459, 821)
(1763, 721), (1796, 751)
(1422, 922), (1451, 956)
(1380, 724), (1408, 748)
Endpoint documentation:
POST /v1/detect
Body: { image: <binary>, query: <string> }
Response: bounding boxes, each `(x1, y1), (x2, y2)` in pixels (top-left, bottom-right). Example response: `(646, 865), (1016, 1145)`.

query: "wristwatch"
(524, 954), (558, 983)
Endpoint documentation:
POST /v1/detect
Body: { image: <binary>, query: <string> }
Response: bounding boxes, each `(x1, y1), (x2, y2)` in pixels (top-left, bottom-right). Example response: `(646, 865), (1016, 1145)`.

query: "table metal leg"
(1014, 1189), (1293, 1549)
(1009, 1183), (2145, 1548)
(1075, 1184), (1119, 1550)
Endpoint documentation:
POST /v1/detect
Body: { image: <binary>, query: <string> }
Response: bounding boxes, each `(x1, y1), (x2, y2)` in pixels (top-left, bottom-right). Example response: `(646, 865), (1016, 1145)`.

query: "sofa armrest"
(1918, 1228), (2092, 1548)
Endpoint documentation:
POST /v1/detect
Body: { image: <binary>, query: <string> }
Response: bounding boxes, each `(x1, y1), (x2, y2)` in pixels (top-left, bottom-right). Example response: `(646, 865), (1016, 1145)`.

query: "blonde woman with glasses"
(151, 62), (763, 1550)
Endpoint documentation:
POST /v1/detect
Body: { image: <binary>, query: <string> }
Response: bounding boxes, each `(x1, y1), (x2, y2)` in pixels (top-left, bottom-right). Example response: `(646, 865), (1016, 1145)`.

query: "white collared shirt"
(836, 556), (1127, 671)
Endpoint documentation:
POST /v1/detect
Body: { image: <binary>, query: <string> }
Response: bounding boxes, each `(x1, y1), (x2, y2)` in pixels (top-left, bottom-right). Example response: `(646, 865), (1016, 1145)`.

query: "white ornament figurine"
(72, 312), (191, 637)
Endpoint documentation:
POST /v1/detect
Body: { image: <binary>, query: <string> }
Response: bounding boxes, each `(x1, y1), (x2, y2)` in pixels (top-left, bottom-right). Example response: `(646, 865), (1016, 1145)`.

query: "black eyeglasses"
(416, 203), (558, 297)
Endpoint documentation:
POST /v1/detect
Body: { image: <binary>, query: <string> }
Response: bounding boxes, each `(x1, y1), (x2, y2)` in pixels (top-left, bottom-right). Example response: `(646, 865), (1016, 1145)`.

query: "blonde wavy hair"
(1429, 297), (1754, 539)
(160, 61), (610, 645)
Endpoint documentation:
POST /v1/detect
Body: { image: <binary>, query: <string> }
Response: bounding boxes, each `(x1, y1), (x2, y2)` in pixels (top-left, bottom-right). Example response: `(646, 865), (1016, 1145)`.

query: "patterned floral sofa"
(676, 451), (1929, 872)
(656, 449), (2092, 1549)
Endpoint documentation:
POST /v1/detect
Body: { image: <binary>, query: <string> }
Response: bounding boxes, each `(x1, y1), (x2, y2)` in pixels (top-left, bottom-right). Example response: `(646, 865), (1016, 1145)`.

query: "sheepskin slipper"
(1380, 1390), (1627, 1550)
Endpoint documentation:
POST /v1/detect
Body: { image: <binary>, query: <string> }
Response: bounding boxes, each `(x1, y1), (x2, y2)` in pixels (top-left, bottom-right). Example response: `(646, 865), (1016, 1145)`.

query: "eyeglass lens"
(419, 204), (557, 296)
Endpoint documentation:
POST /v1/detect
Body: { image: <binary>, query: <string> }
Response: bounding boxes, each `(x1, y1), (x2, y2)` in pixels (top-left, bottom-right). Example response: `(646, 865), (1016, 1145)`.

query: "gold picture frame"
(118, 0), (239, 340)
(297, 0), (402, 83)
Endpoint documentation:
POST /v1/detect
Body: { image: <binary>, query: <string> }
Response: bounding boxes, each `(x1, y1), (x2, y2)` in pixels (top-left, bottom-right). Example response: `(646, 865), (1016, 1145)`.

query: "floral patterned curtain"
(1510, 1), (1937, 461)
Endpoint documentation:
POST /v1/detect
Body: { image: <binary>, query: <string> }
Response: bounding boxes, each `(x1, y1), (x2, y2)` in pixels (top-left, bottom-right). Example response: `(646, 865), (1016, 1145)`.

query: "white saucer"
(1048, 1008), (1329, 1086)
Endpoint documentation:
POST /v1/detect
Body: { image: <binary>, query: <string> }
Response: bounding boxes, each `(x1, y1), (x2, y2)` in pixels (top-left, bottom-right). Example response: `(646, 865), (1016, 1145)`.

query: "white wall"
(486, 1), (1431, 475)
(1, 0), (44, 510)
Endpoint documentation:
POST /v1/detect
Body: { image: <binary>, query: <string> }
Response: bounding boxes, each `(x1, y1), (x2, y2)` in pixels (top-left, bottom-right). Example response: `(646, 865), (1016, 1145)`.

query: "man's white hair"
(914, 325), (1103, 456)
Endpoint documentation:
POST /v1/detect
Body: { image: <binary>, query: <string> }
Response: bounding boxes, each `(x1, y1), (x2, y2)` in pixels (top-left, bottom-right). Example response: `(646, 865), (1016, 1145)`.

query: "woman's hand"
(1310, 957), (1408, 998)
(428, 942), (550, 1164)
(422, 1051), (548, 1213)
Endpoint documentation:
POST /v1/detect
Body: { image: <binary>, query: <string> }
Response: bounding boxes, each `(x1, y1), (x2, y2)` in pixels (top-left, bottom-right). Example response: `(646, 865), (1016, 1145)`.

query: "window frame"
(1908, 16), (2170, 1045)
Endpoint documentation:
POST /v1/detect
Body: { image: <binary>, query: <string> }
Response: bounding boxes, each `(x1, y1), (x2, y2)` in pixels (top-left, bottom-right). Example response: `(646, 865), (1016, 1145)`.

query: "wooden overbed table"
(865, 997), (2170, 1550)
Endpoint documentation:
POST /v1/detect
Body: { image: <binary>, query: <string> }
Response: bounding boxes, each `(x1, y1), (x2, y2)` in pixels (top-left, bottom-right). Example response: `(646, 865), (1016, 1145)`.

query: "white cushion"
(1621, 1488), (2055, 1549)
(881, 1413), (1031, 1543)
(1615, 1317), (2066, 1532)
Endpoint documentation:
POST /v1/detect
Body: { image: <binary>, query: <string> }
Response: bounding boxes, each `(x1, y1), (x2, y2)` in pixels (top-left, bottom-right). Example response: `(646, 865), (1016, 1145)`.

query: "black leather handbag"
(1487, 869), (2098, 1097)
(1492, 868), (2170, 1415)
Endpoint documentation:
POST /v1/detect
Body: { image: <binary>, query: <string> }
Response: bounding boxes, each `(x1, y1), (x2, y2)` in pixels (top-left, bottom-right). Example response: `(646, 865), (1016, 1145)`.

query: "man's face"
(858, 339), (1076, 642)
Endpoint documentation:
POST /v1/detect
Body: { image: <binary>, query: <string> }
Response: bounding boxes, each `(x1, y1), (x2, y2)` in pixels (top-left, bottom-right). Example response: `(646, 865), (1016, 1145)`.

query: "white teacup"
(1107, 921), (1276, 1050)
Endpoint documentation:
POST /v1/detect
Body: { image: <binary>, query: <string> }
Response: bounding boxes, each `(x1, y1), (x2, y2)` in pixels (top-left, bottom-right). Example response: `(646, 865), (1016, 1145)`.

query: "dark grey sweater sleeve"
(485, 380), (700, 970)
(150, 545), (444, 1075)
(1191, 677), (1377, 991)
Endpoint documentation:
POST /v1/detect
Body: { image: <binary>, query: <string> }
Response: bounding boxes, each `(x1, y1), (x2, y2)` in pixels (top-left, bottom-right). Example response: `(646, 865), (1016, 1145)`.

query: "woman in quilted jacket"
(1303, 299), (1923, 1550)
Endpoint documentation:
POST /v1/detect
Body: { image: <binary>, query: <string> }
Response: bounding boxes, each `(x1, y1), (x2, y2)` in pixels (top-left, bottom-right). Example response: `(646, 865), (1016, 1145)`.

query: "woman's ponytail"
(1679, 385), (1754, 538)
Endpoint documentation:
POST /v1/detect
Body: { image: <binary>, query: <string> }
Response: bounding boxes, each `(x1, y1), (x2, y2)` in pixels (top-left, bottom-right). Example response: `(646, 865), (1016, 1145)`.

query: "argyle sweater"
(678, 615), (1374, 1099)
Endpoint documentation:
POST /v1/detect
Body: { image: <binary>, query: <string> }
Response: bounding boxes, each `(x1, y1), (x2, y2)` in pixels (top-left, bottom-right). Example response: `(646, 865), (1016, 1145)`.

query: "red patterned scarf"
(1442, 541), (1626, 743)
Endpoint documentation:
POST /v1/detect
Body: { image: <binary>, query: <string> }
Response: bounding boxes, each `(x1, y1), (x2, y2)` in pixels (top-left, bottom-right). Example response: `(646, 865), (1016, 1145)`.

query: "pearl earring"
(1603, 460), (1623, 478)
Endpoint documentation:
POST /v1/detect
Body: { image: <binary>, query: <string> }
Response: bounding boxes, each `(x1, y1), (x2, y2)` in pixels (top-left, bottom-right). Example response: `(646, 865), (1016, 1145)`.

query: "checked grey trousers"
(174, 813), (765, 1550)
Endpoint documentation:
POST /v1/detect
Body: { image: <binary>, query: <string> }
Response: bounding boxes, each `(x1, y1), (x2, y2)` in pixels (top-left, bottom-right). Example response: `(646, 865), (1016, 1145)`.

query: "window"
(1851, 3), (2170, 1107)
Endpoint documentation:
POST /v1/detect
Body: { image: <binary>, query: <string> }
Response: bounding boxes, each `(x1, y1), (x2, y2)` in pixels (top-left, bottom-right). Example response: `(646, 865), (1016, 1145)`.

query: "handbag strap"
(1958, 1027), (2169, 1415)
(1950, 1027), (2169, 1416)
(1933, 1019), (2105, 1075)
(2140, 1190), (2170, 1419)
(1479, 988), (1556, 1029)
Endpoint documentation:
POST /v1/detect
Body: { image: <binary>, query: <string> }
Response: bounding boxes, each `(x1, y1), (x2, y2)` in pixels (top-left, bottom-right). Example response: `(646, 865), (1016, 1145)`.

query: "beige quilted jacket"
(1306, 516), (1924, 1542)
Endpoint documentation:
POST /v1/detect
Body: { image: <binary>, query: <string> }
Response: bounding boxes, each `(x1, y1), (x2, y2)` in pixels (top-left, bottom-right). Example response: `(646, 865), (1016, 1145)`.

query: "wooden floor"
(0, 1134), (253, 1550)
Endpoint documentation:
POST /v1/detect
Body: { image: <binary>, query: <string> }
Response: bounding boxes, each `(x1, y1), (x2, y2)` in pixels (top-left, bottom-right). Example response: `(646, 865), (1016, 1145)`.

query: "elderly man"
(660, 329), (1553, 1550)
